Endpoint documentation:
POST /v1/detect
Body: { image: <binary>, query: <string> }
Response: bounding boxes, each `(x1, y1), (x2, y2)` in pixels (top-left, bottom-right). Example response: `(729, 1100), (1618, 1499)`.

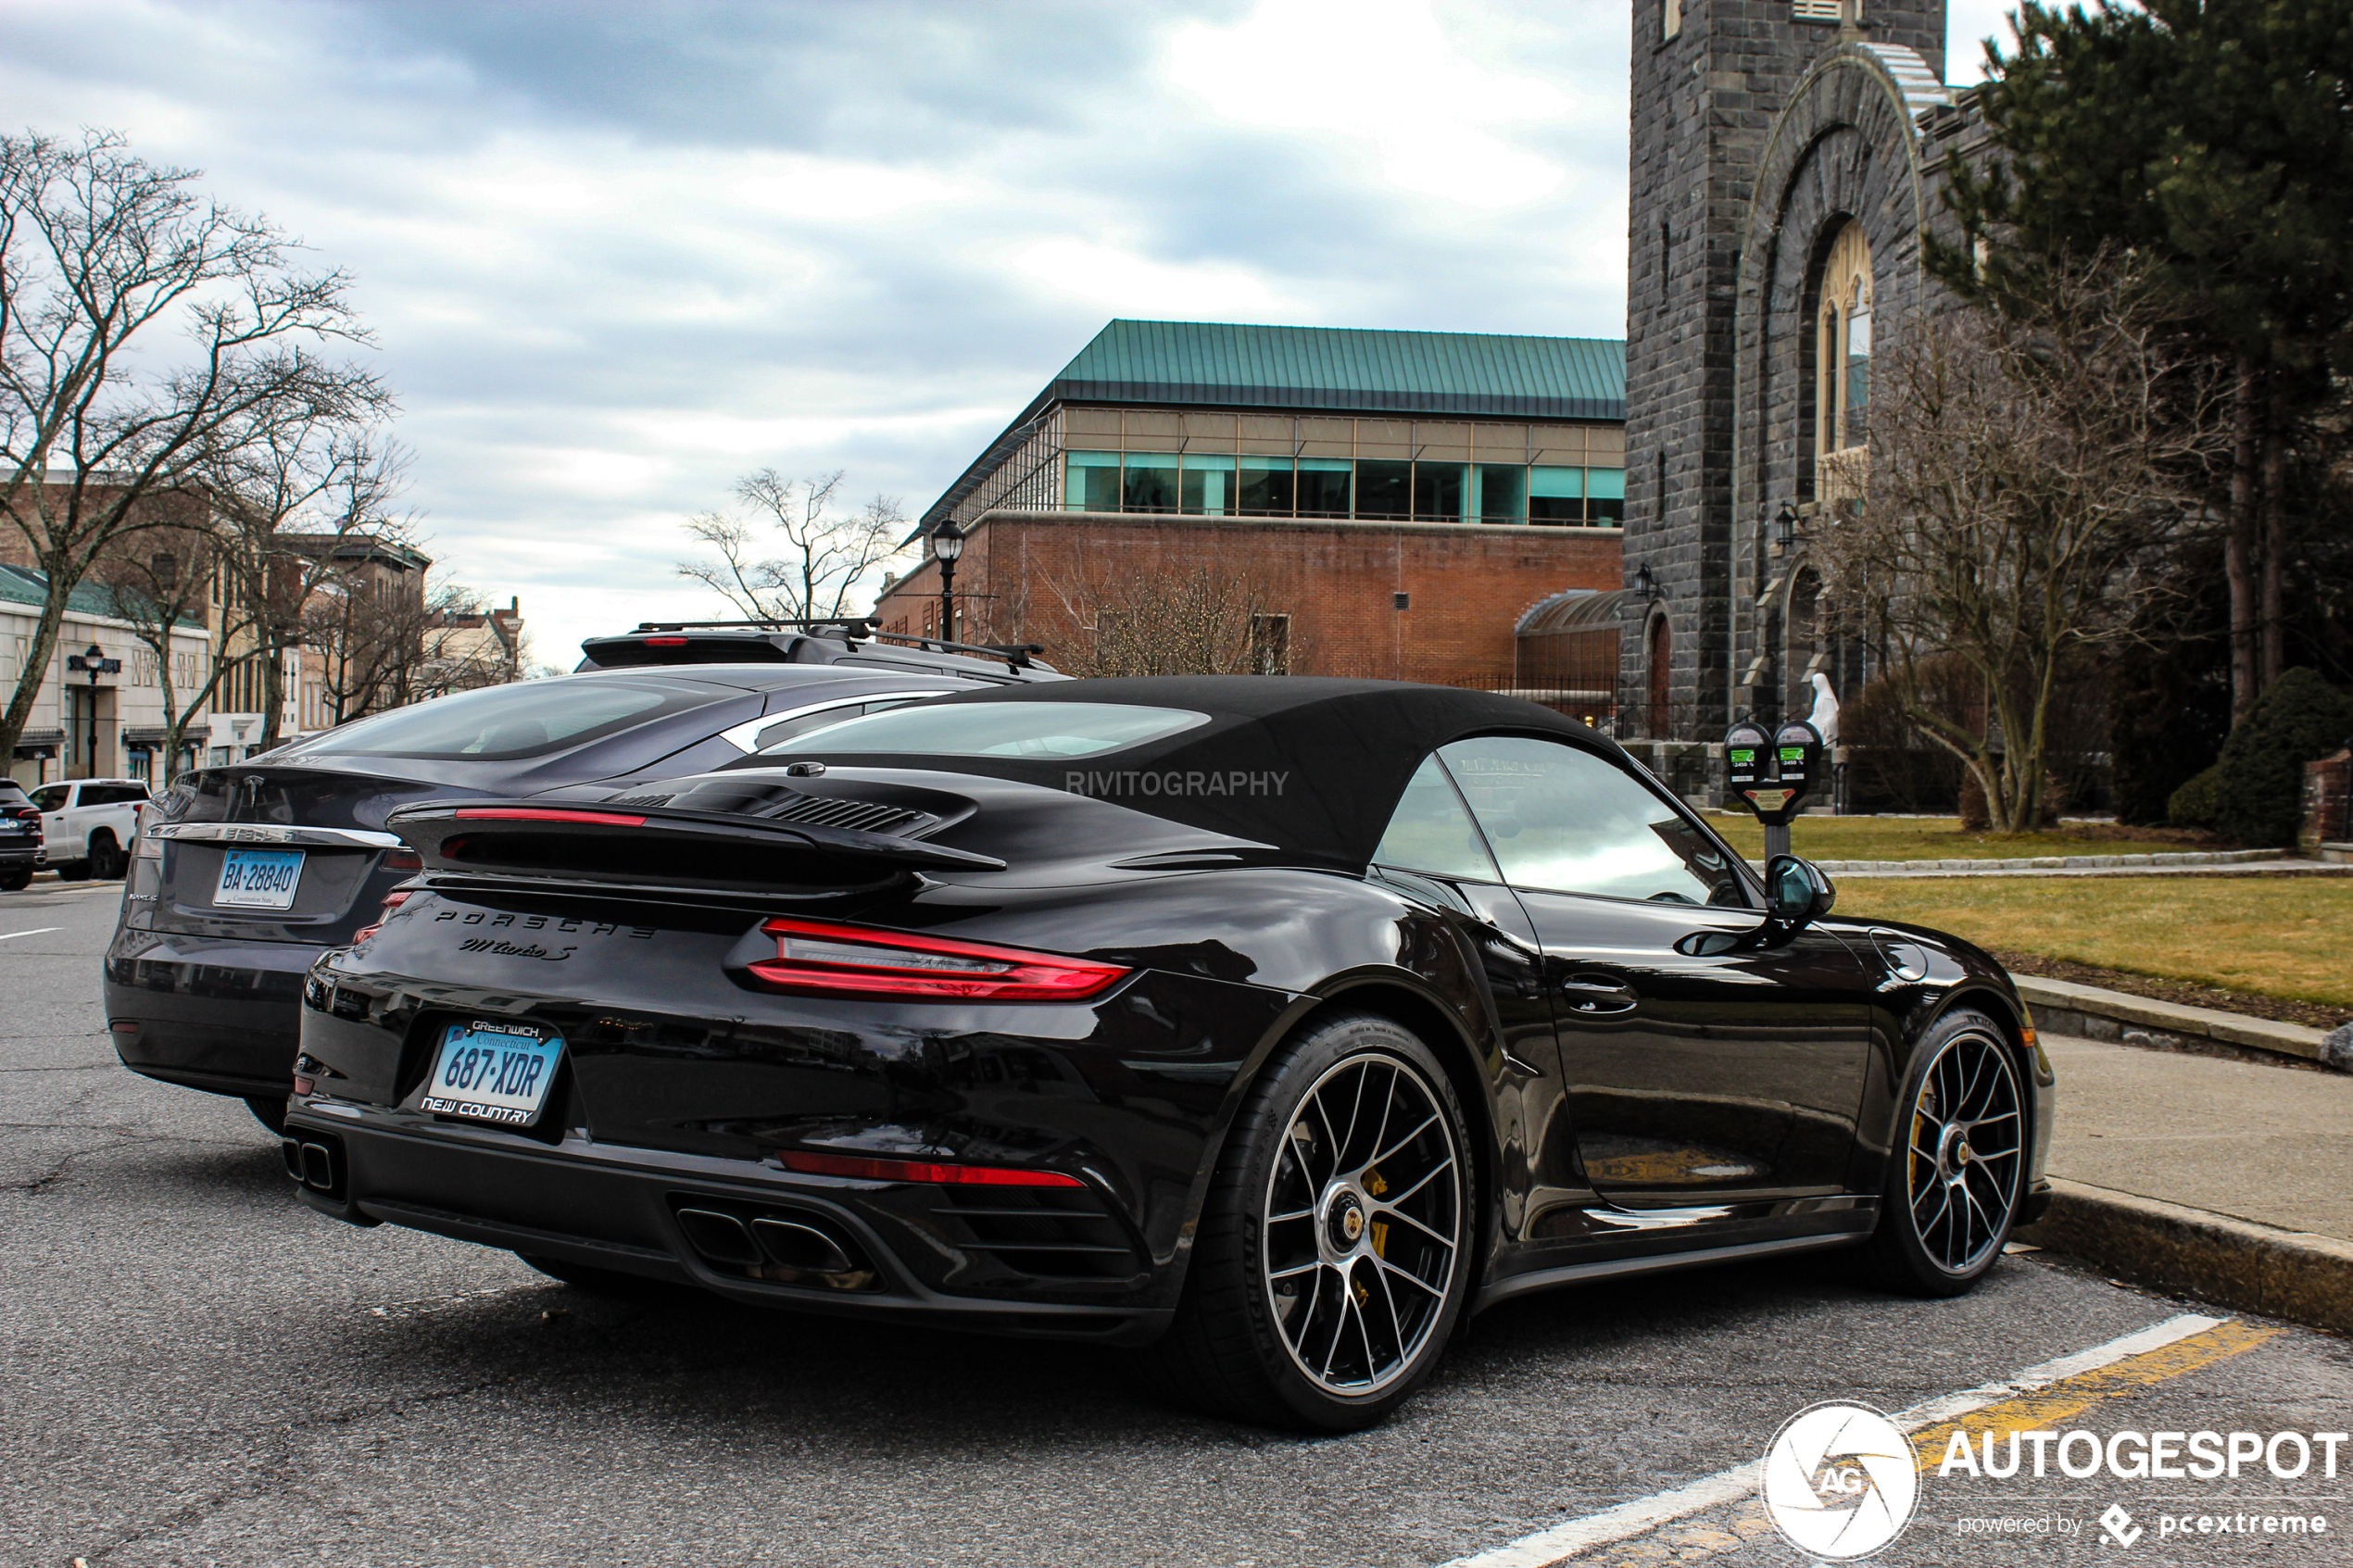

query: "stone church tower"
(1621, 0), (1972, 746)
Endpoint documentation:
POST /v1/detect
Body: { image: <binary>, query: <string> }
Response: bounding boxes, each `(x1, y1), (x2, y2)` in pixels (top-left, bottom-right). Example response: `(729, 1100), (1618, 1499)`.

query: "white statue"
(1806, 671), (1840, 746)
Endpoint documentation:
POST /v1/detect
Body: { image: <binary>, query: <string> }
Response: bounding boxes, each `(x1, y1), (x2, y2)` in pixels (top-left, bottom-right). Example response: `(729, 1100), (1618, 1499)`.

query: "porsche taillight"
(746, 917), (1127, 1002)
(353, 890), (411, 943)
(778, 1149), (1085, 1187)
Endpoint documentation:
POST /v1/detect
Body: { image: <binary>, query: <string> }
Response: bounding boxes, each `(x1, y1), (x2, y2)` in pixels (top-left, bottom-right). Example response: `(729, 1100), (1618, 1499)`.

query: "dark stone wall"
(1622, 0), (1946, 739)
(1733, 47), (1945, 724)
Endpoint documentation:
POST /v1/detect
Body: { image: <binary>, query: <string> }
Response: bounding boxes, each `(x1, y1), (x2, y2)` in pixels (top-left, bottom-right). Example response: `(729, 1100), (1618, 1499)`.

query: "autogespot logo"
(1761, 1401), (1921, 1561)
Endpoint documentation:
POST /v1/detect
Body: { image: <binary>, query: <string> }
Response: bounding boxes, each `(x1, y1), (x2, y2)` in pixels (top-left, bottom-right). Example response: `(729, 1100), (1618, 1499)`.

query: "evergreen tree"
(1931, 0), (2353, 721)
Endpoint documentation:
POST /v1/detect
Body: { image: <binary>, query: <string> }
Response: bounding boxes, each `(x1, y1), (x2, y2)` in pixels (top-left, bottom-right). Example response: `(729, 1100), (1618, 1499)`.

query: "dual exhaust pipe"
(281, 1132), (344, 1199)
(673, 1202), (877, 1291)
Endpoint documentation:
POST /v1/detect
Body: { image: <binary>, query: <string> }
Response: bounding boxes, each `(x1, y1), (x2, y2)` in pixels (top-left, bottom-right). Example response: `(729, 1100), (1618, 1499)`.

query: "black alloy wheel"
(1151, 1011), (1473, 1432)
(0, 866), (28, 891)
(1856, 1009), (2025, 1295)
(89, 831), (126, 880)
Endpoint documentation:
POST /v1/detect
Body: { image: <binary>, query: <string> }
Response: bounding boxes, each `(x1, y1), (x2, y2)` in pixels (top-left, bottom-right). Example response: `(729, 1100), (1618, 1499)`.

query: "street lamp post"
(933, 522), (964, 643)
(63, 643), (120, 776)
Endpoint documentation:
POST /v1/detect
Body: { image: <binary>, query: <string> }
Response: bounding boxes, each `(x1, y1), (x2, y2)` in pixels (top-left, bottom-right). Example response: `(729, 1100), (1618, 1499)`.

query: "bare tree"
(412, 583), (529, 699)
(94, 506), (240, 775)
(676, 470), (908, 622)
(1048, 564), (1292, 678)
(211, 420), (405, 746)
(0, 128), (386, 759)
(1812, 258), (2227, 831)
(296, 522), (447, 726)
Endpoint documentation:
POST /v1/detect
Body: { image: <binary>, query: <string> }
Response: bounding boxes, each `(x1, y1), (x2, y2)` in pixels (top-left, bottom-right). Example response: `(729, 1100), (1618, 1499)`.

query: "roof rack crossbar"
(620, 619), (1046, 671)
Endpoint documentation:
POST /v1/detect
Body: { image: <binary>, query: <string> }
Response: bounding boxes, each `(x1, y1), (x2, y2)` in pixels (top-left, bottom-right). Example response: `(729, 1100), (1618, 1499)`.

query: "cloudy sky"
(0, 0), (2025, 670)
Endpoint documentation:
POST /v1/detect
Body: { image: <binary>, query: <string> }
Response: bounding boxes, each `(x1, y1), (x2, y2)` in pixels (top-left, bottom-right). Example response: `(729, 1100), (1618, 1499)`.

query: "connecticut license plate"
(214, 847), (305, 909)
(419, 1021), (565, 1126)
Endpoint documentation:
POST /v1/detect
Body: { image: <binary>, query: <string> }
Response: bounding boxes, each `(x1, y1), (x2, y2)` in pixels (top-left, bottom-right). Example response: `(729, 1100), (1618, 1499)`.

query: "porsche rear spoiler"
(385, 801), (1003, 896)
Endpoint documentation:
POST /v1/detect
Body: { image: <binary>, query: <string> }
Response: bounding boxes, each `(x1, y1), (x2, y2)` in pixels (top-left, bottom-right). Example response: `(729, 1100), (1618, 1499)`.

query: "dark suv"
(0, 781), (42, 891)
(107, 621), (1060, 1130)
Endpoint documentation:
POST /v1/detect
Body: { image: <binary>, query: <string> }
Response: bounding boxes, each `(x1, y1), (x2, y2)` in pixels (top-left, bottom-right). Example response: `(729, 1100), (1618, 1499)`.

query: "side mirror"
(1765, 854), (1837, 928)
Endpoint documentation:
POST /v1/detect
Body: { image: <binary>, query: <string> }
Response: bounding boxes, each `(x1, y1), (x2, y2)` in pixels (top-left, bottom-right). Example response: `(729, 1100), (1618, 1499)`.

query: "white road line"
(0, 927), (61, 942)
(1439, 1311), (2228, 1568)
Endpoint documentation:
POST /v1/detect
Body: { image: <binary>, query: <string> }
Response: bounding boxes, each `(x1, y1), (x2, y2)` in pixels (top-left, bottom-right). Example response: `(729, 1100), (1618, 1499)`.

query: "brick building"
(1625, 0), (1990, 766)
(877, 320), (1630, 720)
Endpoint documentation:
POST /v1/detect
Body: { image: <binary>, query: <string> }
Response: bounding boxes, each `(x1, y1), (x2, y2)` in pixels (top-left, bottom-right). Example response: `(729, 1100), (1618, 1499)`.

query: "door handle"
(1557, 973), (1639, 1016)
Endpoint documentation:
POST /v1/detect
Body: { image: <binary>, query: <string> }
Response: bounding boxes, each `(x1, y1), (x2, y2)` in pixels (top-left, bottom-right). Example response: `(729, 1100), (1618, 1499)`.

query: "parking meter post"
(1724, 720), (1821, 868)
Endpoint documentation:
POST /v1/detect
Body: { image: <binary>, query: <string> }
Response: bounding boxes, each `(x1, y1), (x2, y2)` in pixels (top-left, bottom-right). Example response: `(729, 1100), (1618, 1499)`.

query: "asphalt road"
(5, 880), (2348, 1568)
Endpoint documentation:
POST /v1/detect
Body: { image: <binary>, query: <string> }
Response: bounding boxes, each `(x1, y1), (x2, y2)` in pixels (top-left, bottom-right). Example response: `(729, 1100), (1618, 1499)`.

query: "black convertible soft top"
(791, 675), (1620, 870)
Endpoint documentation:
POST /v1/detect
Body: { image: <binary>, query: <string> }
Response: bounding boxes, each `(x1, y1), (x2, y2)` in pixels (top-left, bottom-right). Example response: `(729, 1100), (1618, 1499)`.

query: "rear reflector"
(779, 1149), (1085, 1188)
(747, 917), (1127, 1002)
(452, 808), (648, 827)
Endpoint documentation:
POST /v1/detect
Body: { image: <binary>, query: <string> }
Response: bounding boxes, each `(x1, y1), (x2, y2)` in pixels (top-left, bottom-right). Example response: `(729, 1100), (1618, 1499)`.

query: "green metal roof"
(0, 562), (205, 630)
(1046, 320), (1624, 421)
(922, 320), (1626, 531)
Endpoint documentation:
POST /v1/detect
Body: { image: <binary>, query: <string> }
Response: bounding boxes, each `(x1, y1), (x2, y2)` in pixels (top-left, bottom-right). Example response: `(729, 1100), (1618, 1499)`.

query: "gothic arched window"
(1815, 221), (1873, 489)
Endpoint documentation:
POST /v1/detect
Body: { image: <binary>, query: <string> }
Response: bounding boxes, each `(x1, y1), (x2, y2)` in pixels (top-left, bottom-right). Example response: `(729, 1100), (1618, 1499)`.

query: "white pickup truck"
(29, 777), (154, 880)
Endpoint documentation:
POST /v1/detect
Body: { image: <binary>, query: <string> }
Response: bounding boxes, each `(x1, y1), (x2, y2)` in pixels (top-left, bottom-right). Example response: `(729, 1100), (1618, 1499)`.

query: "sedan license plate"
(420, 1022), (564, 1127)
(214, 847), (305, 909)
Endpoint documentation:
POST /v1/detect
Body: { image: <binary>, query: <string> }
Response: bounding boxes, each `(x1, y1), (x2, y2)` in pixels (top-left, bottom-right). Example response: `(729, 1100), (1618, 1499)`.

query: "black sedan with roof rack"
(284, 676), (2053, 1431)
(106, 627), (1062, 1134)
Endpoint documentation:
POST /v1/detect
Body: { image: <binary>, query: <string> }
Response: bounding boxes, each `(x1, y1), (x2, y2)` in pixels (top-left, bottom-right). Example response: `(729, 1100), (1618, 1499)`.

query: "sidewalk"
(2017, 1031), (2353, 1331)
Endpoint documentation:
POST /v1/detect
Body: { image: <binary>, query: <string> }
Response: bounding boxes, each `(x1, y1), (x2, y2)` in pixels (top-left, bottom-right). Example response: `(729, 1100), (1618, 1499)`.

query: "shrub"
(2167, 763), (2223, 830)
(2211, 669), (2353, 847)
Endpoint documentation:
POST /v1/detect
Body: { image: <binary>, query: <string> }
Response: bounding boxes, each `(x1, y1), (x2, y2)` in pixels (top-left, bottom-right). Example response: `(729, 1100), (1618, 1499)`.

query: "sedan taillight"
(747, 918), (1127, 1002)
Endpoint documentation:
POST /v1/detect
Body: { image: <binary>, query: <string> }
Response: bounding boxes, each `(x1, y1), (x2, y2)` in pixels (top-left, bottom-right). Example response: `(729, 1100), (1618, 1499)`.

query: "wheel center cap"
(1954, 1140), (1974, 1167)
(1329, 1195), (1366, 1248)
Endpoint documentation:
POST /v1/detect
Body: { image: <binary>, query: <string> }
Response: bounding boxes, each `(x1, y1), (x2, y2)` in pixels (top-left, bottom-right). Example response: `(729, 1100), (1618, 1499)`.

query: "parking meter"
(1724, 719), (1823, 861)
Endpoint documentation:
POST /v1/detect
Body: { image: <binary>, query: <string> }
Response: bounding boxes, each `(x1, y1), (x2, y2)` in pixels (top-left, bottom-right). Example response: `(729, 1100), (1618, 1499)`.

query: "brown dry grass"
(1704, 813), (2198, 863)
(1832, 875), (2353, 1012)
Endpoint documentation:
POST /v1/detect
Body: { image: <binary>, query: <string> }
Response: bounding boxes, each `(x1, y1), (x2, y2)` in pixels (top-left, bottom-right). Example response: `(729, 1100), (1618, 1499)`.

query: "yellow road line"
(1444, 1313), (2276, 1568)
(1909, 1318), (2280, 1466)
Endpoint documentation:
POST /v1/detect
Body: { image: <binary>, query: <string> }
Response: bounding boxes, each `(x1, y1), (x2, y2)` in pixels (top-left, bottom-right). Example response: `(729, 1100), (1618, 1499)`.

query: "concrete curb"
(2013, 1177), (2353, 1336)
(2012, 974), (2341, 1071)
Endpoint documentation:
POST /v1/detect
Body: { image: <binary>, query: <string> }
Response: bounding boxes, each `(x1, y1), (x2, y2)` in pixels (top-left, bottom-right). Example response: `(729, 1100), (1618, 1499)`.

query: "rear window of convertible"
(274, 678), (724, 760)
(788, 701), (1209, 759)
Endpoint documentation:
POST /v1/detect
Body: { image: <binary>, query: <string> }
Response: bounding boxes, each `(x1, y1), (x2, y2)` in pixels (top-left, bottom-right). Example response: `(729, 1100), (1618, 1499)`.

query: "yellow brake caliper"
(1364, 1168), (1390, 1258)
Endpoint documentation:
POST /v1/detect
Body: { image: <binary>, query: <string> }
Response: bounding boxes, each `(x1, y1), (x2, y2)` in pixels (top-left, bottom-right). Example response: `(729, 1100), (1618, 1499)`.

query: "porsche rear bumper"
(285, 1101), (1176, 1344)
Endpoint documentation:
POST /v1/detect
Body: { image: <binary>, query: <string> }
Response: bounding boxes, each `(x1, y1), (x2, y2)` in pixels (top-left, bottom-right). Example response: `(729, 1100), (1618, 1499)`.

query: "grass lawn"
(1703, 813), (2196, 863)
(1831, 875), (2353, 1014)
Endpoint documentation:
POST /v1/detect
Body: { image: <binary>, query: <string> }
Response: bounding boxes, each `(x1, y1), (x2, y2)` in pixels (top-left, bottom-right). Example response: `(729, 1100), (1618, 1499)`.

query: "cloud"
(0, 0), (2000, 671)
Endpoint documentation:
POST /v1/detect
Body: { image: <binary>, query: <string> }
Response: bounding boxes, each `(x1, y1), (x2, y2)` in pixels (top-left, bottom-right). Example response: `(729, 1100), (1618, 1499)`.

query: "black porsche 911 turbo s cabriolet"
(285, 677), (2054, 1430)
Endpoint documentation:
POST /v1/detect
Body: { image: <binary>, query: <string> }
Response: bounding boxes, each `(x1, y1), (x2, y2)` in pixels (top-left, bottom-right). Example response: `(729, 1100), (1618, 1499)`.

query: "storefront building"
(2, 564), (212, 786)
